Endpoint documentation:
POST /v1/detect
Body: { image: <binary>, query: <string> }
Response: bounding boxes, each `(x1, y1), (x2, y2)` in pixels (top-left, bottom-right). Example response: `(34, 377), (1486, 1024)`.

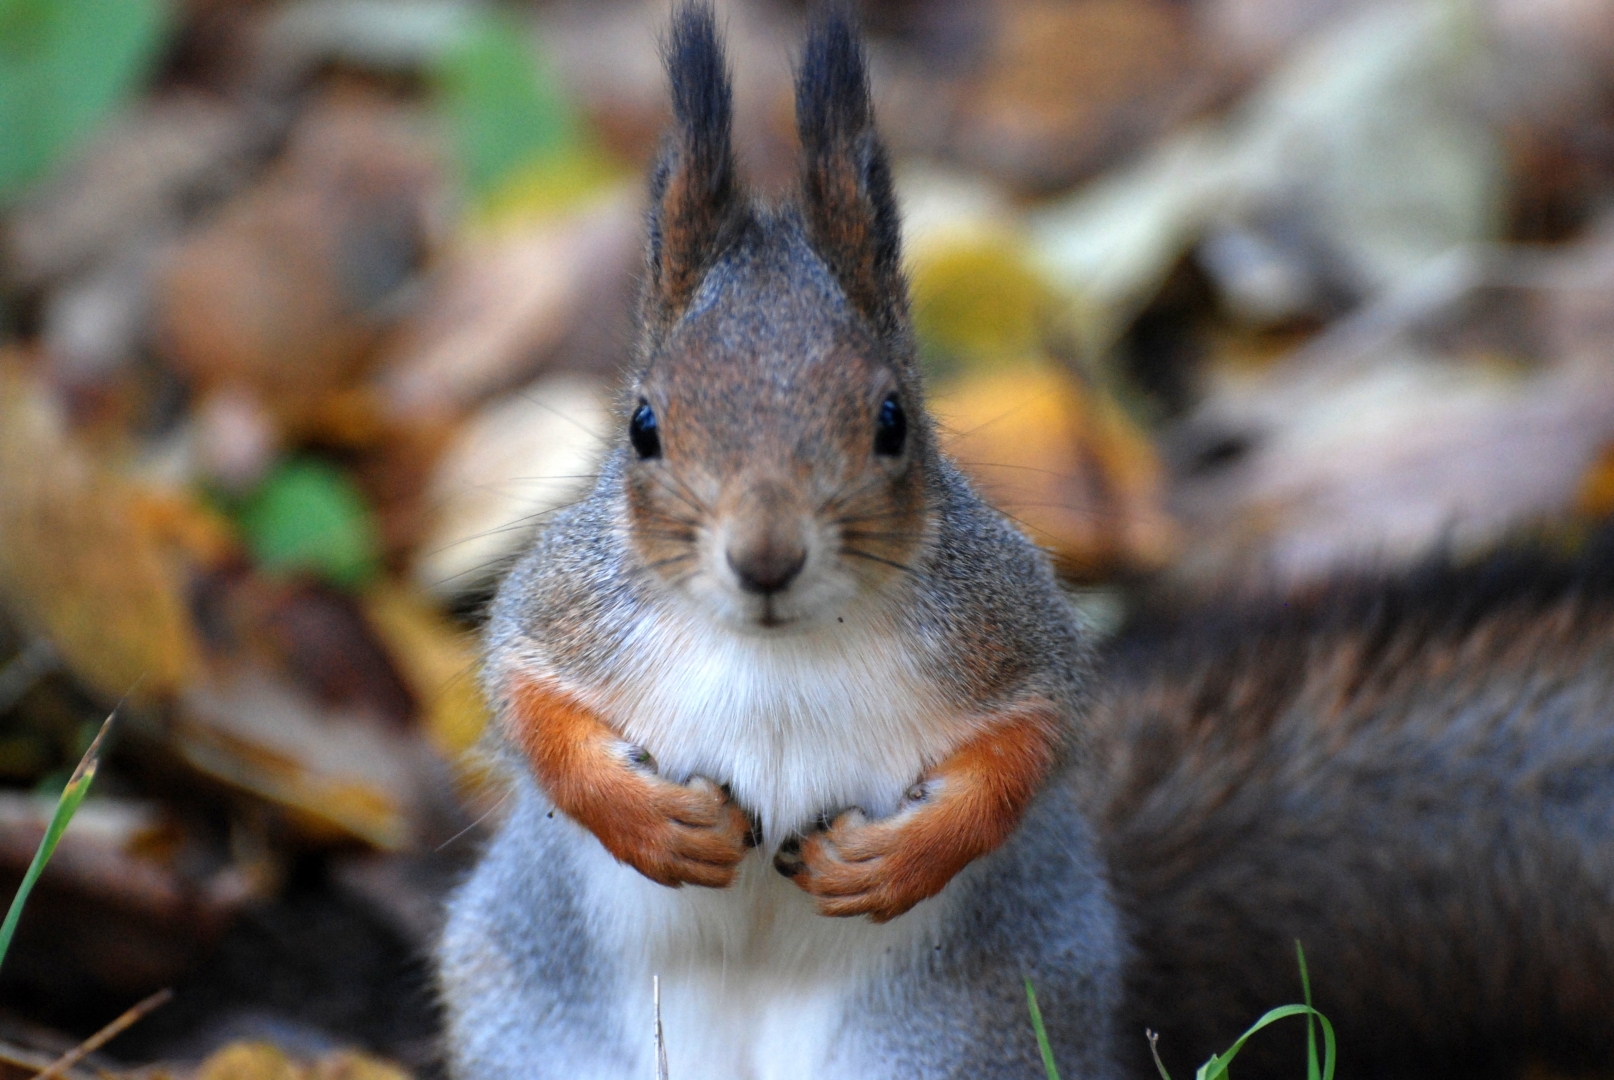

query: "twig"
(653, 975), (668, 1080)
(32, 988), (172, 1080)
(0, 1042), (60, 1073)
(0, 1040), (101, 1080)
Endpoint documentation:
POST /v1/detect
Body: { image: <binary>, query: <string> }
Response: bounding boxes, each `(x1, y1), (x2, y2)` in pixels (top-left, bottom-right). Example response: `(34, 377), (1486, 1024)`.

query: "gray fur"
(439, 779), (637, 1077)
(829, 781), (1124, 1078)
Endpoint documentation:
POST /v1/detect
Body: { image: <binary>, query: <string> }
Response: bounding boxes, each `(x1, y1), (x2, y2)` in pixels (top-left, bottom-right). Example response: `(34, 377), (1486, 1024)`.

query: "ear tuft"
(795, 6), (906, 338)
(644, 3), (747, 340)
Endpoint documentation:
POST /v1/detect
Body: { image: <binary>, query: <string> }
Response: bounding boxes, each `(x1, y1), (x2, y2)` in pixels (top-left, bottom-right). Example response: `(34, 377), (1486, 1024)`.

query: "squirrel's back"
(1093, 548), (1614, 1080)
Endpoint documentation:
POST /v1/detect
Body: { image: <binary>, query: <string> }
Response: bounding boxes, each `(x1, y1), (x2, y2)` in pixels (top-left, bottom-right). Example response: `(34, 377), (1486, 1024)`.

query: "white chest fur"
(598, 604), (964, 842)
(563, 607), (970, 1079)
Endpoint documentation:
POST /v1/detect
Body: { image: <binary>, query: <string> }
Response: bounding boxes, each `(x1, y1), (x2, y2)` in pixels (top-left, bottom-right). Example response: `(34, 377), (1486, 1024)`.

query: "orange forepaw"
(776, 705), (1061, 921)
(505, 674), (755, 888)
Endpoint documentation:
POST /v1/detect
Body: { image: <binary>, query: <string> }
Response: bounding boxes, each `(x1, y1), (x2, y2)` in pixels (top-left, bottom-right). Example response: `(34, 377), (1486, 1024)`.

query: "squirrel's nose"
(726, 539), (806, 595)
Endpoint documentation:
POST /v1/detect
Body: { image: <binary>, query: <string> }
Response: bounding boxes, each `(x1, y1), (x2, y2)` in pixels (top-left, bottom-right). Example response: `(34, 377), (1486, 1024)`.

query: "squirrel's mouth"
(756, 598), (794, 629)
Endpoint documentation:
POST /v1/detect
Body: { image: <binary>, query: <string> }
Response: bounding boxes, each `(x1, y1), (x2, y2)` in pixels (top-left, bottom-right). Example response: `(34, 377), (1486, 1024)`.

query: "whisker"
(953, 461), (1091, 482)
(648, 468), (711, 519)
(664, 470), (711, 515)
(662, 567), (701, 590)
(980, 506), (1067, 546)
(933, 399), (1039, 440)
(831, 511), (914, 527)
(510, 389), (616, 448)
(642, 513), (701, 530)
(415, 499), (591, 558)
(839, 529), (921, 542)
(501, 473), (602, 484)
(818, 474), (889, 517)
(841, 548), (917, 576)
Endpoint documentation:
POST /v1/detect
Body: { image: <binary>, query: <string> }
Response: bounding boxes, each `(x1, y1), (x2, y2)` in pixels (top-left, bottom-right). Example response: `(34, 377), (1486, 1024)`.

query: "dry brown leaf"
(176, 666), (427, 850)
(374, 186), (641, 422)
(194, 1044), (303, 1080)
(307, 1050), (412, 1080)
(157, 94), (444, 437)
(949, 0), (1216, 191)
(192, 1043), (412, 1080)
(360, 584), (491, 776)
(933, 363), (1177, 579)
(409, 376), (611, 602)
(1169, 234), (1614, 588)
(0, 360), (200, 701)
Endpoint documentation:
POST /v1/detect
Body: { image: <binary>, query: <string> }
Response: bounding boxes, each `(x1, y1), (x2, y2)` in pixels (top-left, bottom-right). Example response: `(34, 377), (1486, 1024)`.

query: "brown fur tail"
(1093, 555), (1614, 1080)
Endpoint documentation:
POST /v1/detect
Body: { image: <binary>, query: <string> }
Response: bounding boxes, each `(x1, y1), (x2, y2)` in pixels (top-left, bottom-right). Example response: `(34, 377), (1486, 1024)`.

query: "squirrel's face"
(619, 3), (923, 631)
(622, 235), (929, 632)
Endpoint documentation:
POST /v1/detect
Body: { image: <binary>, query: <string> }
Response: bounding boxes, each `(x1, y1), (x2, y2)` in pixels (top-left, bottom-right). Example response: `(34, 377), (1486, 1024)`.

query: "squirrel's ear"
(644, 3), (747, 340)
(795, 7), (906, 338)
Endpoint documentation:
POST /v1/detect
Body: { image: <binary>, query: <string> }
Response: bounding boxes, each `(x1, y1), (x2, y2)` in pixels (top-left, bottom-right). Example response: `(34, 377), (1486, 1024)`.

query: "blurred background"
(1, 0), (1612, 1075)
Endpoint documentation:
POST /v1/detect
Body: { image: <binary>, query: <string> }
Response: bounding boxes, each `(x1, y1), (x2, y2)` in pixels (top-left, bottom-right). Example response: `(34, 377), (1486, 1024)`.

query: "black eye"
(629, 401), (661, 459)
(874, 393), (906, 457)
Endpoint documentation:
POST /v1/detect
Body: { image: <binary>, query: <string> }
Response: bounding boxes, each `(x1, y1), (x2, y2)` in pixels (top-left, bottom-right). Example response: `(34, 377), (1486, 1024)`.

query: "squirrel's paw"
(607, 760), (758, 889)
(774, 787), (951, 922)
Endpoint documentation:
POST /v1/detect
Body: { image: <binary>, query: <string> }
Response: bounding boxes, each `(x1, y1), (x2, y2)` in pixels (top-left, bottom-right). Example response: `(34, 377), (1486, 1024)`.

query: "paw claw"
(781, 802), (944, 921)
(613, 772), (753, 889)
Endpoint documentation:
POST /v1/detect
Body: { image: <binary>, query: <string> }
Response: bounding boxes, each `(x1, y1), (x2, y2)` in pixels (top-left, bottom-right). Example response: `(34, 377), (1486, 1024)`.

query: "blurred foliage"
(432, 10), (581, 207)
(233, 457), (382, 591)
(911, 236), (1055, 377)
(0, 0), (169, 204)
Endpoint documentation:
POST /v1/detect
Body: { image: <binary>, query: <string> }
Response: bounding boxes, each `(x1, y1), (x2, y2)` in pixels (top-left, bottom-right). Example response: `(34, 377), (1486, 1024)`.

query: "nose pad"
(726, 539), (807, 595)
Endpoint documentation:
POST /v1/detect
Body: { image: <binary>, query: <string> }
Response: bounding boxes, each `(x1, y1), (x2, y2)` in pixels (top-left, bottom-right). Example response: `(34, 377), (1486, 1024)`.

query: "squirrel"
(438, 5), (1614, 1080)
(437, 6), (1122, 1079)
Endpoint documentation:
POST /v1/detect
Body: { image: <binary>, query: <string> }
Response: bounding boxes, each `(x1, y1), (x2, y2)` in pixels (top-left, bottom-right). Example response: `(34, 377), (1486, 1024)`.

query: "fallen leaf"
(0, 359), (200, 701)
(933, 361), (1177, 579)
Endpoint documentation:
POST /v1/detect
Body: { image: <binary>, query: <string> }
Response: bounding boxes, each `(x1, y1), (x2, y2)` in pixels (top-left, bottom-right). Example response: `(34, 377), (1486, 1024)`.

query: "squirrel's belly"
(602, 609), (967, 843)
(543, 613), (973, 1076)
(567, 816), (957, 1079)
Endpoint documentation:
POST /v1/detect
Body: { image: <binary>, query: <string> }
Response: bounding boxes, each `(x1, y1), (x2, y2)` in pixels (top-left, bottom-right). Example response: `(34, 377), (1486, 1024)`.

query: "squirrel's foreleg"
(504, 673), (756, 888)
(776, 704), (1062, 922)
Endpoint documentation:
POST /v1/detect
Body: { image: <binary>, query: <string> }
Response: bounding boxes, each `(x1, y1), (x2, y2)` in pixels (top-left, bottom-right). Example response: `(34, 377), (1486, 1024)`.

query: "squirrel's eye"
(629, 401), (661, 459)
(874, 393), (906, 457)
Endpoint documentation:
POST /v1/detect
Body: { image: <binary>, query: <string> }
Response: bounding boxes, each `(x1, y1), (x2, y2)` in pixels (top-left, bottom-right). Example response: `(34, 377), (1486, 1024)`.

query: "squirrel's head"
(618, 3), (930, 633)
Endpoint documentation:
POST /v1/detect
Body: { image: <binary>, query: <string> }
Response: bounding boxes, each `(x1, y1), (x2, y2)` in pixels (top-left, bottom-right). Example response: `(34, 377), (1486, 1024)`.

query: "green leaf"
(236, 456), (381, 590)
(432, 10), (577, 204)
(0, 0), (170, 204)
(0, 707), (115, 971)
(1025, 978), (1062, 1080)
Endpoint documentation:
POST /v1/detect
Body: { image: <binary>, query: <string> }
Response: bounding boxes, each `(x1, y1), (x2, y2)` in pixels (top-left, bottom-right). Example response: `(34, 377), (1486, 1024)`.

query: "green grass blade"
(1195, 1005), (1319, 1080)
(0, 707), (115, 970)
(1149, 945), (1336, 1080)
(1297, 942), (1319, 1080)
(1025, 979), (1062, 1080)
